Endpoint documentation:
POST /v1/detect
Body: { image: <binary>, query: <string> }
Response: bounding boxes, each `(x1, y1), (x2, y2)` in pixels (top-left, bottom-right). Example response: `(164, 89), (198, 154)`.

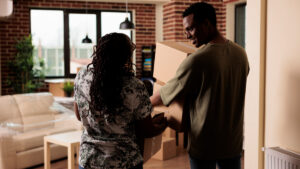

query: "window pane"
(235, 4), (246, 48)
(69, 14), (96, 74)
(101, 12), (131, 38)
(31, 10), (64, 76)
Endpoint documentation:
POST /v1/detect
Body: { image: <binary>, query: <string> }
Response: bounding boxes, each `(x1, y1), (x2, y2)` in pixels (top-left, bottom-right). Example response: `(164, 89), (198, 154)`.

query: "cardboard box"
(149, 42), (197, 160)
(143, 134), (162, 162)
(153, 82), (186, 132)
(153, 41), (196, 131)
(142, 110), (164, 163)
(153, 41), (197, 84)
(152, 137), (177, 160)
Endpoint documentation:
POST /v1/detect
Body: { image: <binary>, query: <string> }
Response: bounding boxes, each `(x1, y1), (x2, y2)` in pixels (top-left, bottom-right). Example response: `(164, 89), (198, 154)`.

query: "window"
(31, 10), (64, 76)
(30, 9), (132, 78)
(69, 13), (96, 74)
(235, 3), (246, 48)
(101, 12), (131, 38)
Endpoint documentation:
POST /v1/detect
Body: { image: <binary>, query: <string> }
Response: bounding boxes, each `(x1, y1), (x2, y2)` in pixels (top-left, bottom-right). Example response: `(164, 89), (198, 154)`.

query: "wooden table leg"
(44, 140), (51, 169)
(76, 143), (80, 165)
(68, 143), (75, 169)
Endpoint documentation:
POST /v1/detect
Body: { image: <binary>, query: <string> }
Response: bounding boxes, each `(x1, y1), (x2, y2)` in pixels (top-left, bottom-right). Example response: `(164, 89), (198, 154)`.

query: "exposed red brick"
(163, 0), (226, 41)
(0, 0), (155, 95)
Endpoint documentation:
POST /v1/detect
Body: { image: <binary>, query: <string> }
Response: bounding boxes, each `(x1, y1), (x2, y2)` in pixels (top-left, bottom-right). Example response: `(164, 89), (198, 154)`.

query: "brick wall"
(0, 0), (155, 95)
(163, 0), (226, 41)
(0, 0), (227, 95)
(223, 0), (240, 3)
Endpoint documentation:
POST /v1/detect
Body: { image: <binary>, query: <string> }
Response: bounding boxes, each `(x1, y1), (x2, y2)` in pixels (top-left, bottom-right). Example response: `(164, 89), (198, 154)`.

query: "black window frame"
(30, 8), (133, 79)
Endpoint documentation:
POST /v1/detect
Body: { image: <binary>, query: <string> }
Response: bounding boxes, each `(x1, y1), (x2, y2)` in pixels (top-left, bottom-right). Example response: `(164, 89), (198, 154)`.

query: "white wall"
(265, 0), (300, 153)
(244, 0), (266, 169)
(245, 0), (300, 169)
(0, 36), (1, 95)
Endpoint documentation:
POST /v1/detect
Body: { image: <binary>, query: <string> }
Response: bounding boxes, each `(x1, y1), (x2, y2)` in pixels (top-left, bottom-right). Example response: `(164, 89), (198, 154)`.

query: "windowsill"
(45, 78), (74, 84)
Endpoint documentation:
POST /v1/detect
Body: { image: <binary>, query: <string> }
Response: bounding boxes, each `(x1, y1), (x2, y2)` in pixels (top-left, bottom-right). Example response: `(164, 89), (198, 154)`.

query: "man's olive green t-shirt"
(160, 40), (249, 159)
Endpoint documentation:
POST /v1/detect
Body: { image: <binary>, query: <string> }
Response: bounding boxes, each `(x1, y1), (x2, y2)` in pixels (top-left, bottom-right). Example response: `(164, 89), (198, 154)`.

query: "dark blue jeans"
(189, 154), (241, 169)
(79, 162), (143, 169)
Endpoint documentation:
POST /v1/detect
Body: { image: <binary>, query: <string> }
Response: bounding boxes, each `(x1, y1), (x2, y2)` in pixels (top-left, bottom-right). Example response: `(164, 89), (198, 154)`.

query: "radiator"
(264, 147), (300, 169)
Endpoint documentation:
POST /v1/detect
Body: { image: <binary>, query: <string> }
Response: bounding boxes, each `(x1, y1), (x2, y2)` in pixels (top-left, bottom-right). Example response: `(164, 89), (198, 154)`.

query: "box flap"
(158, 41), (197, 54)
(153, 41), (197, 83)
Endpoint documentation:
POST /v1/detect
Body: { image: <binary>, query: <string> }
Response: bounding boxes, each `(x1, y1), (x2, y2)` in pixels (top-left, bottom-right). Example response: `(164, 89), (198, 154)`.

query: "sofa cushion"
(0, 127), (18, 169)
(13, 126), (77, 153)
(13, 92), (55, 132)
(0, 95), (23, 132)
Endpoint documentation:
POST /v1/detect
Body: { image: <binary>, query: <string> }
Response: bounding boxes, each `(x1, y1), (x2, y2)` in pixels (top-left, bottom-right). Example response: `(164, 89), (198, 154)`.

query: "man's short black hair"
(182, 2), (217, 28)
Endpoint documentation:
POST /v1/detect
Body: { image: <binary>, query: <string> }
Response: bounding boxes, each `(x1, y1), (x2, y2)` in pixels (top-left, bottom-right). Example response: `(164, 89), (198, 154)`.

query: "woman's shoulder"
(122, 76), (146, 92)
(75, 66), (93, 84)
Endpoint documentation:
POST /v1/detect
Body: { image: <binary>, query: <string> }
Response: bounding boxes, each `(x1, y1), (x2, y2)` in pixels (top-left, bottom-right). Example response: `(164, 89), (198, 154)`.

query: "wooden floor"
(30, 148), (243, 169)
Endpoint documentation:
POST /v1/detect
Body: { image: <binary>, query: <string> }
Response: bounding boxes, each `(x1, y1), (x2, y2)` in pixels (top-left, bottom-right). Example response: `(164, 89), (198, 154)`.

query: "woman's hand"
(152, 112), (168, 130)
(135, 112), (167, 138)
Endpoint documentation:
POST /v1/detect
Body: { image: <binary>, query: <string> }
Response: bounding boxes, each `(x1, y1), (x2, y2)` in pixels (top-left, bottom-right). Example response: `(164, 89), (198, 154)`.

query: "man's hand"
(150, 90), (163, 107)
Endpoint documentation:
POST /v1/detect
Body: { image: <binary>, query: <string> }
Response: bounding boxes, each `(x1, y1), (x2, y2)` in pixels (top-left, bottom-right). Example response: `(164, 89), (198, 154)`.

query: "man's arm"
(150, 90), (163, 107)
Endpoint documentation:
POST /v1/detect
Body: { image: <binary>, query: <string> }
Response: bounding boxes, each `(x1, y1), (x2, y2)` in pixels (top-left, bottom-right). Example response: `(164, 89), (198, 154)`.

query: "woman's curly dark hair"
(87, 33), (136, 113)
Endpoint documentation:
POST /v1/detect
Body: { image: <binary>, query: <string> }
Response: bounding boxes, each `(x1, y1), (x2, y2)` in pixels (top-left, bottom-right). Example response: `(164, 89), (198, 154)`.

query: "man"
(150, 2), (249, 169)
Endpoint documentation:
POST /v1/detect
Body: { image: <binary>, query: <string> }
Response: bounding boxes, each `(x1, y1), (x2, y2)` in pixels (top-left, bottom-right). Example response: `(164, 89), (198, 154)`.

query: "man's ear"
(203, 19), (212, 27)
(202, 19), (215, 32)
(197, 19), (210, 30)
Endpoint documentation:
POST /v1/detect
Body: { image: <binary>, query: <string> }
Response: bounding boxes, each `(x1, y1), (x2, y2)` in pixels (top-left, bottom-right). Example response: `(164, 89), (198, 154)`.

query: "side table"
(54, 96), (75, 111)
(45, 79), (74, 97)
(44, 130), (82, 169)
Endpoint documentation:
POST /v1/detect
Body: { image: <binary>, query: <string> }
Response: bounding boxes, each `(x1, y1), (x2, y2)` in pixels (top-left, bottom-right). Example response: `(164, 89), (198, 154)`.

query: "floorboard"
(30, 148), (244, 169)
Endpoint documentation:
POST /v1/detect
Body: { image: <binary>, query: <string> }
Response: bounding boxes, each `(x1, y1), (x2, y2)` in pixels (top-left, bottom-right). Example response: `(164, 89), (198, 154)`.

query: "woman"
(74, 33), (166, 169)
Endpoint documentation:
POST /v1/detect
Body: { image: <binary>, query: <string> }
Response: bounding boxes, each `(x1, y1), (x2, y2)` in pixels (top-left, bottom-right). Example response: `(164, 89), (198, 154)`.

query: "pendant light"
(82, 0), (92, 43)
(0, 0), (13, 17)
(120, 0), (135, 30)
(82, 34), (92, 43)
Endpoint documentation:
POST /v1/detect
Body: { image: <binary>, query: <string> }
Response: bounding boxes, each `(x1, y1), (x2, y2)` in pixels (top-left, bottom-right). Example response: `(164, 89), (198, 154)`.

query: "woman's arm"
(74, 102), (81, 121)
(135, 112), (167, 138)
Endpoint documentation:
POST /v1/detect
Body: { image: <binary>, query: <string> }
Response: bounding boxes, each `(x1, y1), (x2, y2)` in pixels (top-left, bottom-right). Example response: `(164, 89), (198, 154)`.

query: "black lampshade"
(82, 34), (92, 43)
(120, 17), (135, 30)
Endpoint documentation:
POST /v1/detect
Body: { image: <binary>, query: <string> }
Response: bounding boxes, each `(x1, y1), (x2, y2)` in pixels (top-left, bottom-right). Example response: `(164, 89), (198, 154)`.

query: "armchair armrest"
(0, 127), (17, 169)
(54, 114), (83, 130)
(51, 102), (83, 130)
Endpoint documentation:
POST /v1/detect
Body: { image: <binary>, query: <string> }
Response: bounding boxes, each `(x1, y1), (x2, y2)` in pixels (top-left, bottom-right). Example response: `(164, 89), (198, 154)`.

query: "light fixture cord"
(85, 0), (87, 14)
(126, 0), (129, 18)
(85, 0), (88, 35)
